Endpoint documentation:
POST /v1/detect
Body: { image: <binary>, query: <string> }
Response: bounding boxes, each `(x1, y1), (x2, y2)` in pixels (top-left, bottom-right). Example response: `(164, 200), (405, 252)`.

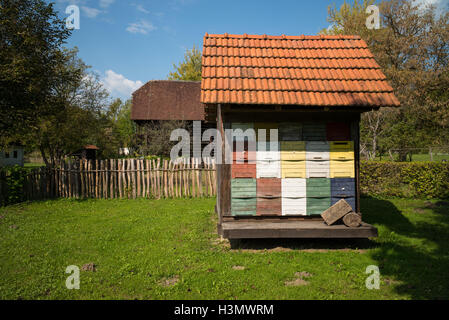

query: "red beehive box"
(257, 178), (281, 197)
(326, 122), (351, 141)
(233, 141), (256, 163)
(231, 163), (256, 178)
(257, 178), (281, 215)
(257, 197), (281, 216)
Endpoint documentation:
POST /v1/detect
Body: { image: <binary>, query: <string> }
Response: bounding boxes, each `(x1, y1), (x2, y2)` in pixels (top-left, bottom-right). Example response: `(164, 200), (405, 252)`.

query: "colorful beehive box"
(331, 178), (356, 210)
(282, 197), (307, 215)
(257, 178), (281, 215)
(305, 141), (330, 178)
(281, 160), (306, 178)
(257, 141), (280, 152)
(254, 122), (279, 142)
(282, 178), (307, 198)
(326, 122), (351, 141)
(330, 141), (354, 160)
(306, 160), (330, 178)
(307, 196), (331, 215)
(257, 160), (280, 178)
(306, 178), (331, 198)
(330, 160), (355, 178)
(233, 140), (256, 163)
(280, 141), (306, 160)
(281, 178), (307, 216)
(307, 177), (331, 215)
(232, 122), (255, 141)
(256, 141), (280, 178)
(306, 141), (330, 161)
(330, 141), (355, 178)
(279, 123), (302, 141)
(231, 178), (256, 216)
(232, 163), (256, 178)
(303, 122), (326, 141)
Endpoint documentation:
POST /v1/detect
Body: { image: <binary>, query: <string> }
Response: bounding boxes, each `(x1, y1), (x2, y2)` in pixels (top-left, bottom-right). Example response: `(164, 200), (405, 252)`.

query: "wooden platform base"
(218, 220), (378, 239)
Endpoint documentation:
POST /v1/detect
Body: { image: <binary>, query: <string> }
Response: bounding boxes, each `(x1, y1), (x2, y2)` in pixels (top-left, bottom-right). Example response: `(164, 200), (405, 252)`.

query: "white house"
(0, 145), (24, 167)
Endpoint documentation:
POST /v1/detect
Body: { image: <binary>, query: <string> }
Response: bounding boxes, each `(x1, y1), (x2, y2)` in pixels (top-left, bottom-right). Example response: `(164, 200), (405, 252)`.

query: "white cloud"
(81, 6), (102, 18)
(101, 70), (143, 98)
(136, 4), (150, 14)
(99, 0), (114, 8)
(126, 20), (156, 34)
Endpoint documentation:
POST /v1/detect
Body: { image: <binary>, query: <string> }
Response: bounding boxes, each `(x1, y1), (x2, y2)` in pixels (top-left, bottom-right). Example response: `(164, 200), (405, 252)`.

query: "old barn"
(131, 80), (215, 155)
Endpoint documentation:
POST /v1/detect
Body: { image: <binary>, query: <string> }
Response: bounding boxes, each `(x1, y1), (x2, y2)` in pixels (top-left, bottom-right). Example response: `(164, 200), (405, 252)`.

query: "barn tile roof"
(131, 80), (205, 121)
(200, 33), (400, 107)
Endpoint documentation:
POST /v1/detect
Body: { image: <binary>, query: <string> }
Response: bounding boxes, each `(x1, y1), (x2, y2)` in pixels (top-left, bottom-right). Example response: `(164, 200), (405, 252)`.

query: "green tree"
(107, 98), (136, 151)
(0, 0), (71, 143)
(168, 46), (202, 81)
(323, 0), (449, 160)
(27, 48), (110, 166)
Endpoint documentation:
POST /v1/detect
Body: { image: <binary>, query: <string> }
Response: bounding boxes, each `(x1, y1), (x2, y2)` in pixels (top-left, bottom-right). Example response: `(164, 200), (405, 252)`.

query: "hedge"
(0, 166), (30, 206)
(360, 161), (449, 199)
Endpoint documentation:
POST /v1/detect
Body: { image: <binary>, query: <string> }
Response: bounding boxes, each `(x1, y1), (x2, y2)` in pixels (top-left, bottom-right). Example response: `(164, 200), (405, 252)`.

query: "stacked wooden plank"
(321, 199), (362, 227)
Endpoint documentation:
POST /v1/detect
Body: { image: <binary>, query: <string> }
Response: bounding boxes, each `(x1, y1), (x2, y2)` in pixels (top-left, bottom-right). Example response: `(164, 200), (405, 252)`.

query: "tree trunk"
(388, 149), (394, 161)
(398, 151), (408, 162)
(39, 146), (50, 167)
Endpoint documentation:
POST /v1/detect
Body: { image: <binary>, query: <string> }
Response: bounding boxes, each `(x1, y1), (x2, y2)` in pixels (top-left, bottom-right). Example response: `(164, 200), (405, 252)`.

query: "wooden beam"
(351, 115), (361, 214)
(224, 112), (361, 123)
(216, 103), (223, 225)
(222, 121), (232, 217)
(219, 220), (378, 239)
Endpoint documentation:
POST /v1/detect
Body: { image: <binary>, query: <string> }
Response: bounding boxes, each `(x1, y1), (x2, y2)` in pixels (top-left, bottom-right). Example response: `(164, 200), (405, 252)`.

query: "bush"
(361, 161), (449, 199)
(0, 166), (30, 206)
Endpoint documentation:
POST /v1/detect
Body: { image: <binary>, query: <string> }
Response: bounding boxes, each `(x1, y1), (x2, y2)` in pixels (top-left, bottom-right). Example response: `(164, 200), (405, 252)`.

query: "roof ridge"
(205, 33), (361, 40)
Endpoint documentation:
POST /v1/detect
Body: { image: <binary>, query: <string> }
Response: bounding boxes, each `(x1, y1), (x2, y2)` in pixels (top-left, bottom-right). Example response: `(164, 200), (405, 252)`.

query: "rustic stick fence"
(0, 158), (216, 204)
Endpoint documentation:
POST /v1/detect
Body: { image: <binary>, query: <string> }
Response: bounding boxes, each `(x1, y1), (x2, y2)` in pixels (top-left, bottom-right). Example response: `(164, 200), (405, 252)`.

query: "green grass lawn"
(0, 197), (448, 300)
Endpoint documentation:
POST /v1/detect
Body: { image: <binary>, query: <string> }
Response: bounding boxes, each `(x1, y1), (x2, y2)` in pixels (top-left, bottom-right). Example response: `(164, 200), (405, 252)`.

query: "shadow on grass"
(229, 238), (377, 251)
(362, 196), (449, 300)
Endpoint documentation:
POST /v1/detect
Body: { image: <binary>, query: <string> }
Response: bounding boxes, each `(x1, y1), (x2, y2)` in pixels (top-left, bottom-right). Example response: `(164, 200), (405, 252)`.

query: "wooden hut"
(200, 33), (400, 239)
(71, 145), (99, 161)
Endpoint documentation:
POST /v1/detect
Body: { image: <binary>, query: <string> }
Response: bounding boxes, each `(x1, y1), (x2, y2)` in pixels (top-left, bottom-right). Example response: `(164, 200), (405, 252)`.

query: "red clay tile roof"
(84, 145), (99, 150)
(201, 34), (400, 107)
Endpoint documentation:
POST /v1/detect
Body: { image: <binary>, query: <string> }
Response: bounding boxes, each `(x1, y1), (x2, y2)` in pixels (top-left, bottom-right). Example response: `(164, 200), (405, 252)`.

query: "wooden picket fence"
(0, 158), (216, 204)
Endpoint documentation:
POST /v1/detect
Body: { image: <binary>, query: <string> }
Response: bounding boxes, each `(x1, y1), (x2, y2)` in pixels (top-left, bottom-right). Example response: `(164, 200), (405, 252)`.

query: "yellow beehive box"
(281, 141), (306, 151)
(330, 159), (355, 178)
(281, 150), (306, 161)
(281, 160), (306, 178)
(254, 122), (279, 141)
(281, 141), (306, 161)
(330, 141), (355, 160)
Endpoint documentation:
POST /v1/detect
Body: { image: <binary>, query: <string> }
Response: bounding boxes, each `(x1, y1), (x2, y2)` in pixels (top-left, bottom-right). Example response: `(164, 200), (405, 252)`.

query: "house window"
(14, 151), (18, 158)
(5, 152), (9, 158)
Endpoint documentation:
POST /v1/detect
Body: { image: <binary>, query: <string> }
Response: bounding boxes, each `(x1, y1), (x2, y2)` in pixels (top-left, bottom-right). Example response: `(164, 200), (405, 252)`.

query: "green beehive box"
(306, 178), (331, 198)
(307, 197), (331, 215)
(231, 198), (257, 216)
(231, 178), (256, 198)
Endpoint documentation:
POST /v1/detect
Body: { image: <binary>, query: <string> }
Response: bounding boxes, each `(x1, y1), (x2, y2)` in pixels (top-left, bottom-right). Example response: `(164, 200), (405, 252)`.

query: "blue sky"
(50, 0), (448, 101)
